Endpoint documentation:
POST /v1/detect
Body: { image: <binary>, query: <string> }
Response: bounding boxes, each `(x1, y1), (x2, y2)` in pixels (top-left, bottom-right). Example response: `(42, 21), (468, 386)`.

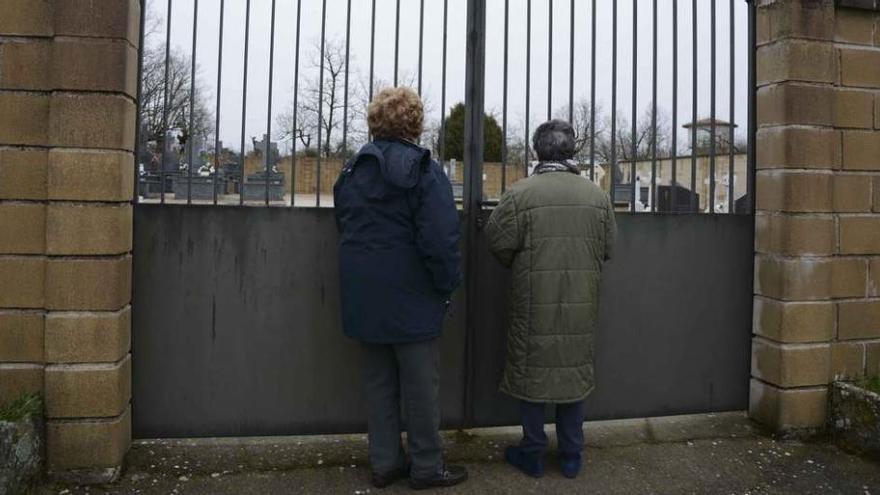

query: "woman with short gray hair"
(487, 119), (617, 480)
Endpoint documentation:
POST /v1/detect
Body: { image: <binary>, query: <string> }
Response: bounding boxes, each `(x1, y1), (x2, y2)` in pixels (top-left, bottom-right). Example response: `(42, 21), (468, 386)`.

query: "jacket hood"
(353, 139), (431, 190)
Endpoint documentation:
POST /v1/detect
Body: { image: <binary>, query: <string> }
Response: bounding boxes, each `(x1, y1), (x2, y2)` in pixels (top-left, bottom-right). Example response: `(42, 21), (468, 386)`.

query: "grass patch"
(0, 393), (42, 422)
(859, 376), (880, 395)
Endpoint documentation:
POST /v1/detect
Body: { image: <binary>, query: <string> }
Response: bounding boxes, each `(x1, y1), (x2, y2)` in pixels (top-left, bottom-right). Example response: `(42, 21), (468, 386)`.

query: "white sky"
(150, 0), (749, 153)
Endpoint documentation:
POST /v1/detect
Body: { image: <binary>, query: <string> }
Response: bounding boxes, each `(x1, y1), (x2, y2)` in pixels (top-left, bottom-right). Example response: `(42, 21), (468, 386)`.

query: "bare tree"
(140, 45), (214, 146)
(552, 99), (606, 165)
(278, 38), (356, 157)
(594, 104), (671, 164)
(139, 8), (214, 166)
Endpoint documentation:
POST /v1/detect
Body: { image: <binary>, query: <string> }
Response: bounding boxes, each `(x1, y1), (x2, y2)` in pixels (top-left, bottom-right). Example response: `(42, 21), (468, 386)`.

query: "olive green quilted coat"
(487, 170), (616, 403)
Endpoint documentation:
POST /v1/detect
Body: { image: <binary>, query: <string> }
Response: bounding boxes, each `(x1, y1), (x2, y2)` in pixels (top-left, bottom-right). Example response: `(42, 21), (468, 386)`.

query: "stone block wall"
(751, 0), (880, 431)
(0, 0), (138, 483)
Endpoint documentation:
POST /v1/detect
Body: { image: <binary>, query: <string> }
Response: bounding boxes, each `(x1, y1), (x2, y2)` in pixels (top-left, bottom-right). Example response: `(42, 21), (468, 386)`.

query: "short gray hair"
(532, 120), (576, 162)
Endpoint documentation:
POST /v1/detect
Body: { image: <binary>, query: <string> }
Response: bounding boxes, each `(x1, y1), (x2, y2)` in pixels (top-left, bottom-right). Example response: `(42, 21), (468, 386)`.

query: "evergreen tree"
(442, 103), (503, 162)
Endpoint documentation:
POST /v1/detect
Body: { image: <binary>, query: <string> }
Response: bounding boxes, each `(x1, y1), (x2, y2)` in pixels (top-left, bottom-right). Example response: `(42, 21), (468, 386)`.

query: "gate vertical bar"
(728, 0), (735, 213)
(690, 0), (697, 212)
(316, 0), (327, 207)
(369, 0), (376, 102)
(342, 0), (351, 155)
(501, 0), (509, 194)
(290, 0), (301, 206)
(589, 0), (596, 182)
(212, 0), (225, 206)
(568, 0), (574, 125)
(238, 0), (251, 206)
(525, 0), (531, 172)
(650, 0), (658, 212)
(394, 0), (400, 87)
(746, 0), (756, 214)
(418, 0), (424, 96)
(547, 0), (553, 121)
(160, 0), (172, 204)
(610, 0), (617, 204)
(709, 0), (717, 214)
(630, 0), (637, 212)
(187, 0), (199, 205)
(440, 0), (448, 165)
(264, 0), (277, 206)
(671, 0), (678, 211)
(134, 0), (146, 206)
(463, 0), (487, 427)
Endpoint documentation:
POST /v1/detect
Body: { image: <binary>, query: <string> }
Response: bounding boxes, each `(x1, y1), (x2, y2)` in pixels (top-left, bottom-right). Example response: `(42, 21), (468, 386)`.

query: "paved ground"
(40, 412), (880, 494)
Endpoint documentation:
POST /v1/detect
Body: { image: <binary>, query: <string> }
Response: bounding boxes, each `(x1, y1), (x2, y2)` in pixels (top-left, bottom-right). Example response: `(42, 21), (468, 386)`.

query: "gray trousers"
(360, 339), (442, 479)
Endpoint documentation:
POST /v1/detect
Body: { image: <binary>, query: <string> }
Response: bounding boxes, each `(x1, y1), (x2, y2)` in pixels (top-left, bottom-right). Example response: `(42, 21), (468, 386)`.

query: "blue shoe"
(560, 452), (582, 479)
(504, 446), (544, 478)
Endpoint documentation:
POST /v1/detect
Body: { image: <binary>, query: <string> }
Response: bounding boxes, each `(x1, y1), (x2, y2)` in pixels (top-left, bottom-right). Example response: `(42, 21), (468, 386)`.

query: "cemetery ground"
(38, 413), (880, 494)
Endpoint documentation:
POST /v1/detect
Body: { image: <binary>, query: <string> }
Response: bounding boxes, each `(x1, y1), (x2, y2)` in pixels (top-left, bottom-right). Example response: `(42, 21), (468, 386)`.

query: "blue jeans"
(518, 400), (585, 457)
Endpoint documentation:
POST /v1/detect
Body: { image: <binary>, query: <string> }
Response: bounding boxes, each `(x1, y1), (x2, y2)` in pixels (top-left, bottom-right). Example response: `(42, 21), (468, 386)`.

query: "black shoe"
(372, 466), (409, 489)
(408, 465), (469, 490)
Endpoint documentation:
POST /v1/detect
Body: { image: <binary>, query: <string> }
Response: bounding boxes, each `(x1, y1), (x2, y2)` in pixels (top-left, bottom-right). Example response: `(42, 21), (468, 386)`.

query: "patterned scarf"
(532, 159), (580, 176)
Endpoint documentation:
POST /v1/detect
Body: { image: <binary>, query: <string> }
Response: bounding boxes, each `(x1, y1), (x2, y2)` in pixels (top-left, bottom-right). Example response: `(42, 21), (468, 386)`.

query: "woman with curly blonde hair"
(333, 86), (466, 490)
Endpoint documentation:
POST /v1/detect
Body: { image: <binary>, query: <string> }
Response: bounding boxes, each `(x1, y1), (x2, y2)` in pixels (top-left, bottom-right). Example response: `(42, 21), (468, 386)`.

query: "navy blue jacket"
(333, 139), (462, 344)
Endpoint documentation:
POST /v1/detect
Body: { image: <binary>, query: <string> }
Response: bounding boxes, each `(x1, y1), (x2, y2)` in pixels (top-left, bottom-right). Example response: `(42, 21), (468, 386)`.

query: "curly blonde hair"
(367, 87), (424, 142)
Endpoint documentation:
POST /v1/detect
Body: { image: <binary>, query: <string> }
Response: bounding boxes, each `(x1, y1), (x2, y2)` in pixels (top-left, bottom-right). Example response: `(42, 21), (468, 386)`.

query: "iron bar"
(610, 0), (617, 204)
(238, 0), (251, 206)
(650, 0), (658, 212)
(264, 0), (277, 206)
(342, 0), (351, 155)
(728, 0), (735, 213)
(187, 0), (199, 205)
(440, 0), (448, 163)
(501, 0), (509, 194)
(690, 0), (697, 212)
(589, 0), (596, 182)
(630, 0), (637, 213)
(671, 0), (678, 212)
(525, 0), (531, 172)
(369, 0), (376, 102)
(418, 0), (424, 96)
(747, 0), (756, 214)
(134, 0), (147, 206)
(568, 0), (574, 125)
(548, 0), (553, 121)
(213, 0), (225, 206)
(394, 0), (400, 87)
(160, 0), (172, 204)
(291, 0), (302, 206)
(316, 0), (327, 207)
(710, 0), (717, 214)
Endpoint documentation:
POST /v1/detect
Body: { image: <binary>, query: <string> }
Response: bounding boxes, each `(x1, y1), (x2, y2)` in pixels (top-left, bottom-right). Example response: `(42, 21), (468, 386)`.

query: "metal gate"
(132, 0), (757, 437)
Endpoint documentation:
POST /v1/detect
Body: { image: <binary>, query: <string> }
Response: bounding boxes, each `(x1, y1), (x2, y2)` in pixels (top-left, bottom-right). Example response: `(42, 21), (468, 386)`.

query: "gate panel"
(469, 213), (753, 426)
(133, 207), (752, 437)
(132, 205), (466, 437)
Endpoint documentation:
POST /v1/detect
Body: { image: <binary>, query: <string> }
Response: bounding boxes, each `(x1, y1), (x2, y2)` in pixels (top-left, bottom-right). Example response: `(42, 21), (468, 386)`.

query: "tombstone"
(162, 131), (179, 173)
(657, 184), (700, 213)
(734, 194), (750, 214)
(243, 134), (285, 201)
(190, 134), (206, 170)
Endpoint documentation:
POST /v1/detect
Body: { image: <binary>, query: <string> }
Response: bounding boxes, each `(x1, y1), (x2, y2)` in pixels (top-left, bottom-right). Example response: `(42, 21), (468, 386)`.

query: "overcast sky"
(148, 0), (749, 153)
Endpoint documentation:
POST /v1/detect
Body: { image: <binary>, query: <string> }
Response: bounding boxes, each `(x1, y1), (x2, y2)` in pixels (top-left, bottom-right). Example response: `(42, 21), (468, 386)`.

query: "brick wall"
(243, 156), (528, 198)
(0, 0), (138, 483)
(751, 0), (880, 431)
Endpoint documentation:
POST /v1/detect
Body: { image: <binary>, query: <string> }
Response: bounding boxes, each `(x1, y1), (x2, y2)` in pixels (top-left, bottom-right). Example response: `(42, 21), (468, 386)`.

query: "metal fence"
(134, 0), (756, 214)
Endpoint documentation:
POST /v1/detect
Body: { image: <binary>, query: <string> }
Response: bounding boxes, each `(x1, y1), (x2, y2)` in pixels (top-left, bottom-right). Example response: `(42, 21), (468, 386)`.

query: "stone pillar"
(751, 0), (880, 431)
(0, 0), (138, 483)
